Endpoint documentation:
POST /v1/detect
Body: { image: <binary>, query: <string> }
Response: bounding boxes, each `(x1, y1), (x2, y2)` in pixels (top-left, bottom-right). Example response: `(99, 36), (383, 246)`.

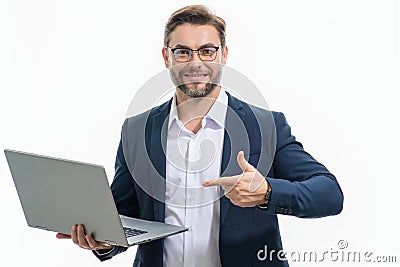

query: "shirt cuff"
(94, 246), (115, 256)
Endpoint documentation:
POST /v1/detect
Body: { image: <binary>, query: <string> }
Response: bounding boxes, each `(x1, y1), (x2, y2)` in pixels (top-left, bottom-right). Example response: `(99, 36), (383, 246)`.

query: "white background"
(1, 0), (399, 266)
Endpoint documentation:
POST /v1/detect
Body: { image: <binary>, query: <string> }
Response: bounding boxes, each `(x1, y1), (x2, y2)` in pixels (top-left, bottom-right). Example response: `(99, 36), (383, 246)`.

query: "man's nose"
(190, 51), (202, 62)
(187, 52), (204, 69)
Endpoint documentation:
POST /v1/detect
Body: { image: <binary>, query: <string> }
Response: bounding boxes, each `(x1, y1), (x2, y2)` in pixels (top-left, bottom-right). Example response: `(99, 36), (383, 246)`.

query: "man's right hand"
(56, 224), (114, 251)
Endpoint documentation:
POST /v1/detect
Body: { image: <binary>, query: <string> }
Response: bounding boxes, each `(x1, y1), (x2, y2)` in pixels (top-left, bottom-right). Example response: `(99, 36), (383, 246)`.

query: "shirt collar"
(168, 88), (228, 131)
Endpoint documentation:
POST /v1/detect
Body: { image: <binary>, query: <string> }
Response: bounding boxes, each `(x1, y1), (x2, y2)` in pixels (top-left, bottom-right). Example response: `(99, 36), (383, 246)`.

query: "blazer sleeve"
(265, 112), (344, 218)
(93, 138), (140, 261)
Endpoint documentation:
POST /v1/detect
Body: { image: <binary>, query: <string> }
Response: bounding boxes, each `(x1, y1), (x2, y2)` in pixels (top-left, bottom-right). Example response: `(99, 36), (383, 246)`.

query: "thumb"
(237, 151), (255, 172)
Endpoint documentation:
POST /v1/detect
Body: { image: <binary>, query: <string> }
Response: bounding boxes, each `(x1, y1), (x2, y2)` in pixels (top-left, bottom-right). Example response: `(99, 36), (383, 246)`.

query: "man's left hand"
(203, 151), (269, 207)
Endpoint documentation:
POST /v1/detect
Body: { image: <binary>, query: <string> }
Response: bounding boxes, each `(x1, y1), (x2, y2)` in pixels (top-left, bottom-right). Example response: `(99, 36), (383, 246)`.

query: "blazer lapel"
(220, 92), (247, 226)
(148, 100), (171, 223)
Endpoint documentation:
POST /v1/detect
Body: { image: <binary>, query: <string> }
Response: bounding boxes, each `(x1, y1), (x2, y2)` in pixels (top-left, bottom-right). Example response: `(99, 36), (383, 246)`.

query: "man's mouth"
(183, 73), (209, 81)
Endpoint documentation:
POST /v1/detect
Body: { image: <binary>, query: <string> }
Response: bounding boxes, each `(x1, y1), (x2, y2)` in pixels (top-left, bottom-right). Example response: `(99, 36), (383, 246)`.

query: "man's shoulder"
(228, 93), (282, 121)
(124, 99), (172, 125)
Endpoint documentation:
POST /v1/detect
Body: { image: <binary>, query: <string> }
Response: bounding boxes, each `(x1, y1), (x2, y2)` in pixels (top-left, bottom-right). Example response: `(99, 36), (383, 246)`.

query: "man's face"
(163, 24), (228, 98)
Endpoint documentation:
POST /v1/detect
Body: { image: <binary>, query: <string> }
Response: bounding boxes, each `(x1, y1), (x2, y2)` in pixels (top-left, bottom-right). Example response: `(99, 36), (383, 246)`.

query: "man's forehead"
(168, 24), (220, 47)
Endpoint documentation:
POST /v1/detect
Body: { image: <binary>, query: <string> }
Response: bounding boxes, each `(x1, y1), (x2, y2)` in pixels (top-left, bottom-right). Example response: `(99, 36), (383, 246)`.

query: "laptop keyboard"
(123, 227), (148, 238)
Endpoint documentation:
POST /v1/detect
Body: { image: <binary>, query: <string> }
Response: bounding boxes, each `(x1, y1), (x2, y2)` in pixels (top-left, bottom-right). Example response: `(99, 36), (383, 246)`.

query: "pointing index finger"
(202, 176), (240, 187)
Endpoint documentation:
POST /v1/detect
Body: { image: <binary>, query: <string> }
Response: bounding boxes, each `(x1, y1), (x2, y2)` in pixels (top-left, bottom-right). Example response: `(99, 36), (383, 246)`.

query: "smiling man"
(165, 23), (225, 99)
(57, 5), (344, 267)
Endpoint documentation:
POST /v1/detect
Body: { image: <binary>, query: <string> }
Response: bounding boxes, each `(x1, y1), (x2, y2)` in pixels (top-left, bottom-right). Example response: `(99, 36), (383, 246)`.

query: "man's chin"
(186, 82), (207, 90)
(178, 83), (217, 98)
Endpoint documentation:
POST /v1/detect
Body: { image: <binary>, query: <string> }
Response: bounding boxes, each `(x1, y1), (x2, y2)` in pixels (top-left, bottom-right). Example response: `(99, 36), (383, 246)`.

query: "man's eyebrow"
(198, 43), (219, 49)
(171, 44), (191, 49)
(171, 43), (219, 49)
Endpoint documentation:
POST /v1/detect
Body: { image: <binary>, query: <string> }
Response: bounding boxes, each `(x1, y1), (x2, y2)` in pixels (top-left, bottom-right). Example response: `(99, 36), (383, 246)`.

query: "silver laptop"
(4, 149), (188, 247)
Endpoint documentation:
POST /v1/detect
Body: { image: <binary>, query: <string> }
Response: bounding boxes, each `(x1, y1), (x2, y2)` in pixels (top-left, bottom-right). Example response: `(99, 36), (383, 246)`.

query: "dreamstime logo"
(257, 240), (397, 263)
(122, 63), (277, 208)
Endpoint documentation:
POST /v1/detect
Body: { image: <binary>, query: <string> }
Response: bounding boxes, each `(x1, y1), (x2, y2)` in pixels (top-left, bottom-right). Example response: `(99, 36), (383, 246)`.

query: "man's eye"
(175, 49), (190, 55)
(200, 48), (215, 55)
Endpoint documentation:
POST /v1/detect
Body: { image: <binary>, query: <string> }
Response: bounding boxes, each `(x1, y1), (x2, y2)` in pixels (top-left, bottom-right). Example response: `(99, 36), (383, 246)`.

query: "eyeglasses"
(167, 46), (221, 62)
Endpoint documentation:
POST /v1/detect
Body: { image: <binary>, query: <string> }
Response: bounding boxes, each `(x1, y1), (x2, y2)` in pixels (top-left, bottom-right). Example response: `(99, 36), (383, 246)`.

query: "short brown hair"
(164, 5), (226, 48)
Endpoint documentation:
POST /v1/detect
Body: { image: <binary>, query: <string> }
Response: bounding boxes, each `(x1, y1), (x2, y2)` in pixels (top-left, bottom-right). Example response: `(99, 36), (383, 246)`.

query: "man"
(57, 5), (343, 267)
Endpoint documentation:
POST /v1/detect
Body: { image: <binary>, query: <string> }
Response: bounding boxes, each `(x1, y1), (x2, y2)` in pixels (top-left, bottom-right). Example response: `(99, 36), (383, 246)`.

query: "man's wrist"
(257, 180), (271, 209)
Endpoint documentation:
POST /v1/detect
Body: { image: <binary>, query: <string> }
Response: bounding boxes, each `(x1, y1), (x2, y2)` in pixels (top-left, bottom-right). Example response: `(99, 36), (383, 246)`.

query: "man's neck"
(175, 86), (221, 134)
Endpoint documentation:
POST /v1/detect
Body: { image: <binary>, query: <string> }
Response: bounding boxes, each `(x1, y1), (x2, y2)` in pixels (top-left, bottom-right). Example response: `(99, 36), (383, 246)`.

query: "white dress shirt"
(163, 89), (228, 267)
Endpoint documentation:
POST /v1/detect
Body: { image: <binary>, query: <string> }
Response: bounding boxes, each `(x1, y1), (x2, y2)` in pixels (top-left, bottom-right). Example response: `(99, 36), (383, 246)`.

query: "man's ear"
(221, 46), (228, 65)
(162, 47), (170, 68)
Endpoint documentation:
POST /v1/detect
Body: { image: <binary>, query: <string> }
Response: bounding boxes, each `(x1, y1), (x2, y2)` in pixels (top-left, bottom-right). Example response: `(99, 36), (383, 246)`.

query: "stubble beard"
(177, 82), (218, 98)
(171, 64), (222, 98)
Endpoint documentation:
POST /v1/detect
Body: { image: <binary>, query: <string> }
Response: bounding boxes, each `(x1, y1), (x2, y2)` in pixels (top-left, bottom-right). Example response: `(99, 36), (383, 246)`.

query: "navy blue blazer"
(95, 92), (343, 267)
